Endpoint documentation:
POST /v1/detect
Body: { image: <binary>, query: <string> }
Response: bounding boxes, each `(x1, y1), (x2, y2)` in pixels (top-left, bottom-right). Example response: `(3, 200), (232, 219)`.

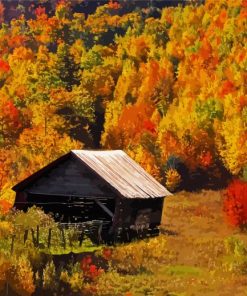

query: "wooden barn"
(12, 150), (171, 242)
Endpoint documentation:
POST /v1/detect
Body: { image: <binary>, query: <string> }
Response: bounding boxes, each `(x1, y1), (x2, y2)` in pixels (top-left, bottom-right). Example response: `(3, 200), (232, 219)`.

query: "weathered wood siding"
(24, 156), (116, 197)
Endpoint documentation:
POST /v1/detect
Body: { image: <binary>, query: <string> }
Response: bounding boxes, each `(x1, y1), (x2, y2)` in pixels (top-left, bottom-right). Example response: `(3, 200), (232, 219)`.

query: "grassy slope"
(95, 191), (247, 296)
(160, 190), (247, 296)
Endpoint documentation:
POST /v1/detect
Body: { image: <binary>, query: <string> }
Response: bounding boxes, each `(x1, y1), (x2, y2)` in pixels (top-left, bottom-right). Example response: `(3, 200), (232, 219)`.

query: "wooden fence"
(10, 220), (104, 253)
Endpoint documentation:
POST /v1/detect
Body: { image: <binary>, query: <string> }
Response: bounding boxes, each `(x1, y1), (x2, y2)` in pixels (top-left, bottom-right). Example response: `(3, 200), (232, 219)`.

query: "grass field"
(94, 190), (247, 296)
(2, 190), (247, 295)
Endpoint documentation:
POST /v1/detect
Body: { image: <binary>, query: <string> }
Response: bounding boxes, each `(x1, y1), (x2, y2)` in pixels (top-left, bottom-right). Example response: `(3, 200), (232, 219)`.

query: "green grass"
(41, 238), (103, 255)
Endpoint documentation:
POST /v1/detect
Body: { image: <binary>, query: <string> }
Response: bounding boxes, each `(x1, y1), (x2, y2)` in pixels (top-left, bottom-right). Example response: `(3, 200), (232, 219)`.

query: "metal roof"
(72, 150), (171, 199)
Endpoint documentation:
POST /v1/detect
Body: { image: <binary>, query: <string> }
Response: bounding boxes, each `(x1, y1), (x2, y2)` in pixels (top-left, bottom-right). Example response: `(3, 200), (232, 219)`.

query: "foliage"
(223, 179), (247, 227)
(0, 0), (244, 196)
(165, 168), (182, 192)
(0, 0), (246, 292)
(60, 262), (84, 292)
(42, 260), (57, 290)
(80, 255), (104, 281)
(7, 256), (35, 296)
(223, 236), (247, 273)
(108, 236), (174, 274)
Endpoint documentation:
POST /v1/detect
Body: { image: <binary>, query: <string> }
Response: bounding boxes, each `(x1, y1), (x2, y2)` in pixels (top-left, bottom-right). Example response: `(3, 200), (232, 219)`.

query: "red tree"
(224, 180), (247, 227)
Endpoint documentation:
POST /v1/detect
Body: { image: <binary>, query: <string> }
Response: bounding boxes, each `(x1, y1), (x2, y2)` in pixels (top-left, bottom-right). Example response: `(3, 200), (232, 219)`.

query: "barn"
(12, 150), (171, 242)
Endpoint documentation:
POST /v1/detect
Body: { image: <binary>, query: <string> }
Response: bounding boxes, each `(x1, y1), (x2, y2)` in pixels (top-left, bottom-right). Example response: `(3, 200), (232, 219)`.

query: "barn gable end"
(24, 154), (115, 198)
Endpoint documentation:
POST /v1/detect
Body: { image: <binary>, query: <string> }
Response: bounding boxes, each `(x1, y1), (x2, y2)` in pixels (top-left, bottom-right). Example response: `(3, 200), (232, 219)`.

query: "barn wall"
(24, 156), (116, 197)
(26, 193), (115, 228)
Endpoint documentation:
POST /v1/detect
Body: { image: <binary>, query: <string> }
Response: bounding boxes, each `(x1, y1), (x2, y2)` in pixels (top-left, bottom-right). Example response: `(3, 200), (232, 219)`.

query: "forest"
(0, 0), (246, 202)
(0, 0), (246, 295)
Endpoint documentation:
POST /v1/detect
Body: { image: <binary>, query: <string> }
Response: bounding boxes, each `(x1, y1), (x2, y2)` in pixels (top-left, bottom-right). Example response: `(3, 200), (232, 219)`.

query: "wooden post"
(97, 222), (103, 245)
(24, 229), (28, 243)
(79, 230), (84, 247)
(36, 226), (39, 247)
(31, 228), (36, 246)
(11, 235), (15, 254)
(47, 228), (52, 248)
(68, 227), (73, 248)
(61, 227), (66, 249)
(126, 228), (130, 242)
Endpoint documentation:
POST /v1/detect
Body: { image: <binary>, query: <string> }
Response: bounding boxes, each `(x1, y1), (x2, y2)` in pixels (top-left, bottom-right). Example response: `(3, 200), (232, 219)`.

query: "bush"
(165, 168), (181, 192)
(223, 236), (247, 274)
(60, 262), (84, 292)
(109, 236), (175, 273)
(42, 260), (57, 290)
(223, 179), (247, 228)
(7, 256), (35, 296)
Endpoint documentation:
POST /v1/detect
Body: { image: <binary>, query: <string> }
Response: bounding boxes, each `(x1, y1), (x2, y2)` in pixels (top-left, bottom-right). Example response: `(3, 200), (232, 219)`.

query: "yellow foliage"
(165, 169), (181, 191)
(7, 257), (35, 296)
(128, 146), (162, 182)
(0, 221), (13, 238)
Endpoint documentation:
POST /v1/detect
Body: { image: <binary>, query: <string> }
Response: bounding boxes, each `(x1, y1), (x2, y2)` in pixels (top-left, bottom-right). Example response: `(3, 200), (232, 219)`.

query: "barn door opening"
(90, 198), (115, 242)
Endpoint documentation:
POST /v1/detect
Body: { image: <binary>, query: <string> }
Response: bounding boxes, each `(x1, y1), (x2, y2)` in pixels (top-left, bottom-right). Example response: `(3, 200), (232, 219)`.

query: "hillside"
(0, 0), (246, 202)
(0, 0), (246, 294)
(93, 191), (247, 296)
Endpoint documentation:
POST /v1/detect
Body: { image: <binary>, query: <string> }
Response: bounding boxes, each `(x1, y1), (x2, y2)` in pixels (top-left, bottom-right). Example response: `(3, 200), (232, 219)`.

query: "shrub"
(0, 200), (12, 215)
(42, 260), (57, 290)
(109, 236), (173, 273)
(223, 179), (247, 227)
(7, 257), (35, 296)
(60, 263), (84, 292)
(165, 168), (181, 192)
(80, 255), (104, 281)
(223, 236), (247, 274)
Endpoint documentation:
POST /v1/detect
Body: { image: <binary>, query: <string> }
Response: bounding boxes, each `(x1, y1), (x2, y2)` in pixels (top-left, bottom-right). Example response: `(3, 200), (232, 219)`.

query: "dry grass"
(94, 190), (247, 296)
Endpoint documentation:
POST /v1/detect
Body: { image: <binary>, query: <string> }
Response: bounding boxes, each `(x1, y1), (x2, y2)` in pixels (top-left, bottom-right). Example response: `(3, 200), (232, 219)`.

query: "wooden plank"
(93, 199), (114, 218)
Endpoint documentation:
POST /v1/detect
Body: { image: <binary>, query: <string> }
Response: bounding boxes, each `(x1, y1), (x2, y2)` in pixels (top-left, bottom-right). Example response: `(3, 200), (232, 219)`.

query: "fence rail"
(9, 220), (104, 253)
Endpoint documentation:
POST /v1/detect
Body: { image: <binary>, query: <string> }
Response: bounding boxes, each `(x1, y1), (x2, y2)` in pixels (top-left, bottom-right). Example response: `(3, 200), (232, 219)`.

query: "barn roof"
(12, 150), (171, 199)
(72, 150), (171, 199)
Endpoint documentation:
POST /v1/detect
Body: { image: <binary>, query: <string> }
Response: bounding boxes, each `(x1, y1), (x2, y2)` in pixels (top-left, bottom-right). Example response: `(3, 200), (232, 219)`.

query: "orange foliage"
(117, 103), (156, 146)
(108, 0), (121, 10)
(0, 0), (245, 199)
(0, 200), (12, 214)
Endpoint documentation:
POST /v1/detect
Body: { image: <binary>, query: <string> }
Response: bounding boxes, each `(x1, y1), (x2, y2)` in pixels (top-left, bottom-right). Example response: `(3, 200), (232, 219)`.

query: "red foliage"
(220, 80), (235, 97)
(223, 179), (247, 227)
(80, 255), (103, 281)
(3, 101), (21, 128)
(35, 6), (46, 17)
(199, 151), (213, 167)
(0, 59), (10, 73)
(143, 120), (156, 135)
(108, 0), (121, 10)
(239, 95), (247, 111)
(242, 0), (247, 8)
(102, 248), (112, 260)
